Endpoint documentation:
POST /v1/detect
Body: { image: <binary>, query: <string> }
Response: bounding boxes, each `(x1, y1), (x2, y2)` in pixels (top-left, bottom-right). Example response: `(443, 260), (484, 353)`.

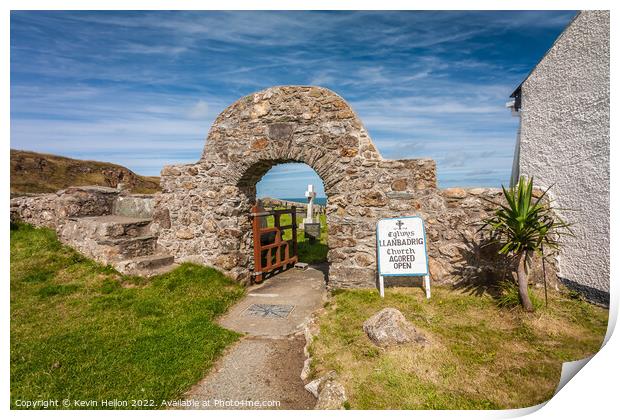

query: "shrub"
(480, 176), (571, 311)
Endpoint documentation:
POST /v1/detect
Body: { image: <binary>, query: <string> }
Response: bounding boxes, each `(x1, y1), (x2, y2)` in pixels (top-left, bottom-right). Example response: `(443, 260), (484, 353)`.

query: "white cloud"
(10, 10), (573, 187)
(186, 100), (210, 119)
(119, 43), (189, 55)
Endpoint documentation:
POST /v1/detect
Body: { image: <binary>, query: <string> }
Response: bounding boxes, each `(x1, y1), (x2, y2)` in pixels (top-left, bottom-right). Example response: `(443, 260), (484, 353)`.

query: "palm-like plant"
(480, 176), (571, 311)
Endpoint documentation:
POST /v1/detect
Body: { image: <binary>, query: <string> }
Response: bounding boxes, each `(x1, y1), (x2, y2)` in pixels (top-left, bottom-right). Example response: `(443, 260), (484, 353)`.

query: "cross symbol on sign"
(396, 220), (405, 230)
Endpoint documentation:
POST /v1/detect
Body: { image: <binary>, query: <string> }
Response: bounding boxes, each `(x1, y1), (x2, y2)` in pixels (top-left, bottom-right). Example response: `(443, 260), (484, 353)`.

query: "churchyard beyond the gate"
(265, 210), (328, 265)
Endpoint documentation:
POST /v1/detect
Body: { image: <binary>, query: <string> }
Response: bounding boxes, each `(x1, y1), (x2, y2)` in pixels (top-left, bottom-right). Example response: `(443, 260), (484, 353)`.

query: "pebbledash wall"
(510, 11), (610, 304)
(153, 86), (553, 289)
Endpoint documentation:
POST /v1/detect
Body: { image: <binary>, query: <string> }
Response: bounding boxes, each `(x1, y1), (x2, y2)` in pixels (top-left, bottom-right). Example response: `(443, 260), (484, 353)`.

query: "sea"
(281, 197), (327, 206)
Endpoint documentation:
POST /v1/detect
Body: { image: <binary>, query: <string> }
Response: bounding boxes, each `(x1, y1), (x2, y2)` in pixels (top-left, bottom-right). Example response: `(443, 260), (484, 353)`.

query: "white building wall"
(518, 11), (609, 303)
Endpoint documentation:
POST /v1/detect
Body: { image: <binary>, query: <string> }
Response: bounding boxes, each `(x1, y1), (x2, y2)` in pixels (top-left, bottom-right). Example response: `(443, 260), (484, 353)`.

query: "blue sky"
(10, 10), (575, 198)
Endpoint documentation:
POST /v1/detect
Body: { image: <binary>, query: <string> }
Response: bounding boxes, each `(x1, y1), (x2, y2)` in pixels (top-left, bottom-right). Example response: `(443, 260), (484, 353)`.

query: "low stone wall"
(10, 187), (155, 228)
(427, 187), (557, 288)
(10, 184), (557, 291)
(113, 194), (155, 218)
(260, 197), (326, 215)
(10, 186), (120, 229)
(326, 186), (556, 290)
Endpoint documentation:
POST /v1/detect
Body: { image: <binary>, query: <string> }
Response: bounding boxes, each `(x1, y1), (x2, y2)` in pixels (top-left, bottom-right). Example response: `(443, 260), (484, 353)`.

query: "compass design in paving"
(243, 304), (295, 319)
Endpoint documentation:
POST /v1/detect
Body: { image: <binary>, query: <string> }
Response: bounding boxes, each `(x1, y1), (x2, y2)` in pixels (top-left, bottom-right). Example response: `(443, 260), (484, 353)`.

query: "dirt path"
(182, 266), (327, 410)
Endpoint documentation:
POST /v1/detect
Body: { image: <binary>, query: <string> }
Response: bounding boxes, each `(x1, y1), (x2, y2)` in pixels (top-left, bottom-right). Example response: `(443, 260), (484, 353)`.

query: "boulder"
(363, 308), (427, 347)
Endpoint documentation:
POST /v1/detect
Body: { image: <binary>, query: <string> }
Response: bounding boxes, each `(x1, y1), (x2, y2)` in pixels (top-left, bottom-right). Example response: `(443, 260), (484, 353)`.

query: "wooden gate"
(250, 204), (298, 283)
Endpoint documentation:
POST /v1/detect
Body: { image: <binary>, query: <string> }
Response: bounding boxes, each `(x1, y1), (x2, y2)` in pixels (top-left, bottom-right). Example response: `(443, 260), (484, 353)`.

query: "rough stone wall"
(154, 86), (436, 286)
(9, 182), (556, 291)
(155, 85), (553, 289)
(10, 187), (155, 228)
(10, 86), (561, 292)
(517, 11), (609, 303)
(10, 186), (120, 229)
(113, 194), (155, 218)
(426, 188), (557, 289)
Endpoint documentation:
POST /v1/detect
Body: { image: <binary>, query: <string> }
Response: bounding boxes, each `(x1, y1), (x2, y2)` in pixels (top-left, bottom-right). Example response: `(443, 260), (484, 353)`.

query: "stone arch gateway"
(152, 86), (437, 287)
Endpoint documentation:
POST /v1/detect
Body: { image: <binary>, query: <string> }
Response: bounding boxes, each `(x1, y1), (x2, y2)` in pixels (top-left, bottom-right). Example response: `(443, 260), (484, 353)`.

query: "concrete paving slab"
(218, 266), (326, 337)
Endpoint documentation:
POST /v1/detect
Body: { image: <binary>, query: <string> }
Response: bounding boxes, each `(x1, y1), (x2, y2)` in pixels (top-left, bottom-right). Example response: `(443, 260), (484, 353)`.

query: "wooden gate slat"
(251, 204), (299, 283)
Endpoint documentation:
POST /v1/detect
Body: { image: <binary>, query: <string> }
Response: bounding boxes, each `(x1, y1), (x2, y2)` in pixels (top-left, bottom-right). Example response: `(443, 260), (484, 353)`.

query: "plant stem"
(517, 251), (534, 312)
(542, 245), (548, 307)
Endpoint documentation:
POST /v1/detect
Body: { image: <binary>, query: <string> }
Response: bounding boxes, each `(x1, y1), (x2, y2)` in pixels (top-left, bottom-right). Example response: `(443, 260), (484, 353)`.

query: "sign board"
(376, 216), (431, 299)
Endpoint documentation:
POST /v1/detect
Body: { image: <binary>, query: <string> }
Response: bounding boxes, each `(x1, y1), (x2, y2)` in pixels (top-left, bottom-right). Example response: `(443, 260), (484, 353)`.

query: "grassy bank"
(310, 286), (608, 409)
(10, 223), (244, 409)
(11, 149), (159, 194)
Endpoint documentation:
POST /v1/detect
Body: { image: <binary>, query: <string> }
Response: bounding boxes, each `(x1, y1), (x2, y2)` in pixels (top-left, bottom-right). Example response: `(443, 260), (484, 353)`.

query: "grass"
(310, 285), (608, 409)
(265, 211), (328, 264)
(496, 279), (543, 310)
(10, 223), (244, 409)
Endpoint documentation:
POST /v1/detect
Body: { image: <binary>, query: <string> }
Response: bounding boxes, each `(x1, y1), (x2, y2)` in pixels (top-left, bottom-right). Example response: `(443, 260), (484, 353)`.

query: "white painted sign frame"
(376, 216), (431, 299)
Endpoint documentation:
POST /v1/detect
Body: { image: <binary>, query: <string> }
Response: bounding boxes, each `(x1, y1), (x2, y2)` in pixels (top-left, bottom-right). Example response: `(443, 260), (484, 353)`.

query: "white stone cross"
(303, 184), (316, 226)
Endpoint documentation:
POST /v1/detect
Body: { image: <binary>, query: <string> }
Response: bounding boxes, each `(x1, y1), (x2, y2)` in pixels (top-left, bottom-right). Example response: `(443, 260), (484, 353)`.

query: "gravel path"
(181, 266), (327, 410)
(183, 336), (315, 409)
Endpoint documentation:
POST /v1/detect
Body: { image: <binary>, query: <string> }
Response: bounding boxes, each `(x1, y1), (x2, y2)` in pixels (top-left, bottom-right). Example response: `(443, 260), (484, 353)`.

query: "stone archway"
(153, 86), (436, 287)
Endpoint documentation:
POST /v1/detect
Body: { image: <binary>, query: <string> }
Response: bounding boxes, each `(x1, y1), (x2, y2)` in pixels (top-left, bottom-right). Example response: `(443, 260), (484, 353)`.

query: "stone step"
(58, 214), (168, 272)
(97, 235), (159, 260)
(114, 254), (176, 277)
(64, 215), (153, 240)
